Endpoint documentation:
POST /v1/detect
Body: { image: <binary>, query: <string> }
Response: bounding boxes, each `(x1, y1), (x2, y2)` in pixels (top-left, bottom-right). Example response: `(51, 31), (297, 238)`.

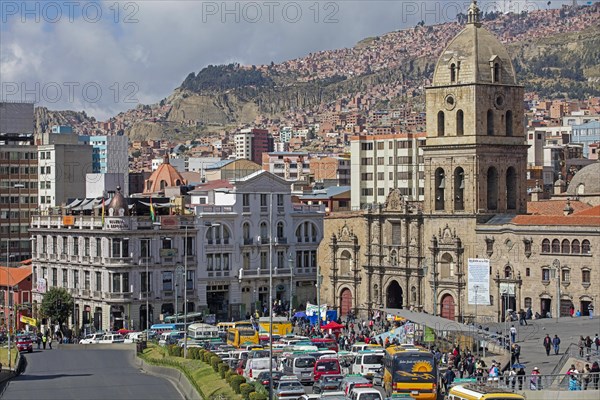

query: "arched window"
(295, 222), (318, 243)
(504, 265), (513, 278)
(160, 180), (167, 189)
(551, 239), (560, 253)
(524, 297), (532, 309)
(259, 222), (268, 243)
(487, 109), (494, 135)
(454, 167), (464, 211)
(339, 250), (352, 275)
(276, 222), (284, 240)
(437, 111), (445, 137)
(175, 179), (181, 186)
(456, 110), (464, 136)
(440, 253), (455, 278)
(411, 286), (417, 303)
(582, 240), (591, 254)
(506, 167), (517, 210)
(487, 167), (498, 210)
(561, 239), (570, 254)
(242, 223), (250, 242)
(493, 63), (500, 83)
(571, 239), (580, 254)
(525, 267), (530, 277)
(435, 168), (445, 211)
(505, 110), (513, 136)
(450, 63), (457, 82)
(542, 239), (550, 253)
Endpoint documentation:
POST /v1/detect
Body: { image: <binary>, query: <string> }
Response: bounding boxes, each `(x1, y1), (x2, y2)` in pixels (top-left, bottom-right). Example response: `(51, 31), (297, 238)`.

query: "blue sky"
(0, 1), (580, 120)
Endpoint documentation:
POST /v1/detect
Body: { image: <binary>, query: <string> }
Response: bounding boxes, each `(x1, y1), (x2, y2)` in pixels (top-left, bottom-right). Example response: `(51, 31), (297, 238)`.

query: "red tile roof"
(0, 266), (32, 287)
(573, 205), (600, 217)
(527, 200), (591, 215)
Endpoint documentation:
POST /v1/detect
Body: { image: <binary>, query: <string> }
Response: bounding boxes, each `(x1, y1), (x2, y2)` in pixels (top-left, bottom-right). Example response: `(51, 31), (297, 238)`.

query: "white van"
(159, 331), (184, 346)
(243, 357), (277, 381)
(350, 343), (382, 354)
(351, 350), (384, 379)
(98, 334), (125, 344)
(282, 354), (316, 384)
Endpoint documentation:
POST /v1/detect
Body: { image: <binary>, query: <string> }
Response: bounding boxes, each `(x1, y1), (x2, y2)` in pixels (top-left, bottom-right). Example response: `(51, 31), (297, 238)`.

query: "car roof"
(351, 387), (380, 393)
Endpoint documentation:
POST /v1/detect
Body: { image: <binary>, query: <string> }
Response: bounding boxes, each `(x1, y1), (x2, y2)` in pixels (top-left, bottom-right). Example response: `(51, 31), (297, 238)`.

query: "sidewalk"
(481, 316), (600, 375)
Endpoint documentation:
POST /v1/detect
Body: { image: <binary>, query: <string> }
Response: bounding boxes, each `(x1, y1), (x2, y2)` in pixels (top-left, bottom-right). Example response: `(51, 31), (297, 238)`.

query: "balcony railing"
(105, 257), (132, 265)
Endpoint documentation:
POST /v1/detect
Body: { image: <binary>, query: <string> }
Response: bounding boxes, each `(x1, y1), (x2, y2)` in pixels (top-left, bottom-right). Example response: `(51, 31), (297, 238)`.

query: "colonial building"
(30, 171), (324, 330)
(317, 1), (600, 322)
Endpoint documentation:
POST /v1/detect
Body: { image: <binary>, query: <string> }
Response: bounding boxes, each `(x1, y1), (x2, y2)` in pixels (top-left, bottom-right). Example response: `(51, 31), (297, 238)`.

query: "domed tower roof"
(566, 161), (600, 196)
(108, 186), (129, 216)
(143, 154), (187, 194)
(432, 1), (516, 86)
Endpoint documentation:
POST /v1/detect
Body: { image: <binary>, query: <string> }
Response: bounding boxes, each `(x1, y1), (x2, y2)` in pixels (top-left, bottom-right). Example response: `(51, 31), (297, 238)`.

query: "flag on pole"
(150, 196), (156, 222)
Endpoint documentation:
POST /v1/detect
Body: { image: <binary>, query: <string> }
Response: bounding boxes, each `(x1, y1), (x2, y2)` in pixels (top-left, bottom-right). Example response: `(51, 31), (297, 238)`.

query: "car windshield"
(363, 354), (383, 364)
(295, 357), (315, 368)
(251, 359), (270, 369)
(316, 361), (339, 371)
(278, 382), (302, 390)
(324, 376), (341, 383)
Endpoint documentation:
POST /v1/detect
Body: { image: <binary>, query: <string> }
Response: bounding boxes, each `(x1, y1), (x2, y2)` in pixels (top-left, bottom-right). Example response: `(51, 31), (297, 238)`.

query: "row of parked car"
(197, 337), (385, 400)
(78, 331), (145, 344)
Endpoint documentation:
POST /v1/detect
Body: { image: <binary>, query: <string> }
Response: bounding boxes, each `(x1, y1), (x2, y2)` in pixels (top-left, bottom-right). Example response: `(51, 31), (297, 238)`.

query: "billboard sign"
(468, 258), (490, 305)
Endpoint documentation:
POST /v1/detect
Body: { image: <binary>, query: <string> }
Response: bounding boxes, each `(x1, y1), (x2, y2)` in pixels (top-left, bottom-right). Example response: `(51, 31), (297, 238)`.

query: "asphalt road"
(1, 346), (184, 400)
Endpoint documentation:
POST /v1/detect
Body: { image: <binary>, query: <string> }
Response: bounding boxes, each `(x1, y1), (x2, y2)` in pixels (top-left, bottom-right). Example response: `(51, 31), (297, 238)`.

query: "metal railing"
(458, 373), (600, 392)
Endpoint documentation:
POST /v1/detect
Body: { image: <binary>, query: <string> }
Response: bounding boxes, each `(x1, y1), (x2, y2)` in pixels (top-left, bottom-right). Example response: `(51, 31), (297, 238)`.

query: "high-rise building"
(80, 135), (129, 195)
(350, 133), (425, 210)
(235, 128), (273, 164)
(0, 102), (37, 262)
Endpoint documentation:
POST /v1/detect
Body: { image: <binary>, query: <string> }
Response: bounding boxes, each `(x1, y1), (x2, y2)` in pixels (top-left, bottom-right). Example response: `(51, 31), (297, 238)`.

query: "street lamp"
(316, 264), (323, 332)
(175, 264), (184, 324)
(288, 253), (294, 319)
(502, 289), (509, 349)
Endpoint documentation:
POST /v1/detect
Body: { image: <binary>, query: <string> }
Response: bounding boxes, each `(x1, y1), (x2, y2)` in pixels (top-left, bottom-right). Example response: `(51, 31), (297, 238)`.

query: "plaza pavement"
(481, 316), (600, 375)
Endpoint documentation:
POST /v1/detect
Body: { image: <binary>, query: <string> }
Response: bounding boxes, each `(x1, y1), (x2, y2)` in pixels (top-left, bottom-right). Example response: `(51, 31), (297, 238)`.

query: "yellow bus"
(258, 316), (293, 336)
(225, 321), (258, 348)
(383, 345), (439, 399)
(447, 384), (525, 400)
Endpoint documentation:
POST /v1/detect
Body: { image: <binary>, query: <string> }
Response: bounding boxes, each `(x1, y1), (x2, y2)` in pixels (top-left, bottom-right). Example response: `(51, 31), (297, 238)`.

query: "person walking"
(42, 334), (47, 349)
(582, 364), (591, 390)
(36, 331), (42, 350)
(553, 334), (561, 355)
(588, 303), (594, 319)
(510, 325), (517, 343)
(585, 336), (592, 356)
(590, 361), (600, 390)
(442, 367), (456, 394)
(48, 334), (52, 349)
(579, 336), (585, 357)
(543, 334), (552, 356)
(519, 309), (527, 326)
(530, 367), (541, 390)
(516, 367), (526, 390)
(595, 334), (600, 352)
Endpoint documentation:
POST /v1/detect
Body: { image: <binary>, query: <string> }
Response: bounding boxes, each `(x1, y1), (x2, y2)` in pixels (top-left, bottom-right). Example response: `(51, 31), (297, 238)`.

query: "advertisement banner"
(20, 316), (37, 326)
(468, 258), (490, 305)
(306, 303), (327, 319)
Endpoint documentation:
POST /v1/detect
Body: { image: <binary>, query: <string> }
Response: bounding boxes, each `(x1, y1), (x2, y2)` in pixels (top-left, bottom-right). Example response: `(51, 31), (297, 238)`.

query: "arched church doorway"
(340, 288), (352, 316)
(440, 294), (456, 320)
(386, 281), (403, 309)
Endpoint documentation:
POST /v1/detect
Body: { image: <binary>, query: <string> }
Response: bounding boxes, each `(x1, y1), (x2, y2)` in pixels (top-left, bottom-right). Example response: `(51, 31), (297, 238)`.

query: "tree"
(40, 287), (73, 327)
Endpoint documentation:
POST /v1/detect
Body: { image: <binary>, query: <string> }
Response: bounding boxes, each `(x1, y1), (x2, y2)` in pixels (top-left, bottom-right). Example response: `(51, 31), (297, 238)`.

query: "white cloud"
(0, 0), (561, 120)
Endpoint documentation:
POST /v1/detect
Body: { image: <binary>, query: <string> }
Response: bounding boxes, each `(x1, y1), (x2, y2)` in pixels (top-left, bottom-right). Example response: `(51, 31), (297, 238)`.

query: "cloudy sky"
(0, 0), (569, 120)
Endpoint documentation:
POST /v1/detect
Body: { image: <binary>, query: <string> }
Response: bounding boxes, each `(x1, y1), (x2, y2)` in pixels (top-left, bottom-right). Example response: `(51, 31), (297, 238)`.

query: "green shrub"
(166, 345), (176, 356)
(188, 347), (199, 359)
(198, 349), (207, 360)
(210, 356), (221, 372)
(249, 392), (267, 400)
(203, 351), (214, 363)
(230, 375), (246, 393)
(240, 383), (254, 400)
(218, 363), (229, 378)
(225, 370), (236, 383)
(172, 346), (182, 357)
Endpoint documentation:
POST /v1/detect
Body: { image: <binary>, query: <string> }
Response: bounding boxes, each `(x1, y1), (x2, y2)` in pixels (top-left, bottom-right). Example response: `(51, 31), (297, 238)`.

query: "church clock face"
(445, 94), (456, 110)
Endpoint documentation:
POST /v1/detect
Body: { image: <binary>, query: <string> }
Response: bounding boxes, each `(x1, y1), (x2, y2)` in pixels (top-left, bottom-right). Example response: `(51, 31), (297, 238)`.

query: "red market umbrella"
(321, 321), (344, 330)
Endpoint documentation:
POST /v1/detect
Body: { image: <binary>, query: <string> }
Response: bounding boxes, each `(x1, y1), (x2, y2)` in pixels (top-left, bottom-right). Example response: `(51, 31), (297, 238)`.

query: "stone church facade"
(317, 1), (600, 322)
